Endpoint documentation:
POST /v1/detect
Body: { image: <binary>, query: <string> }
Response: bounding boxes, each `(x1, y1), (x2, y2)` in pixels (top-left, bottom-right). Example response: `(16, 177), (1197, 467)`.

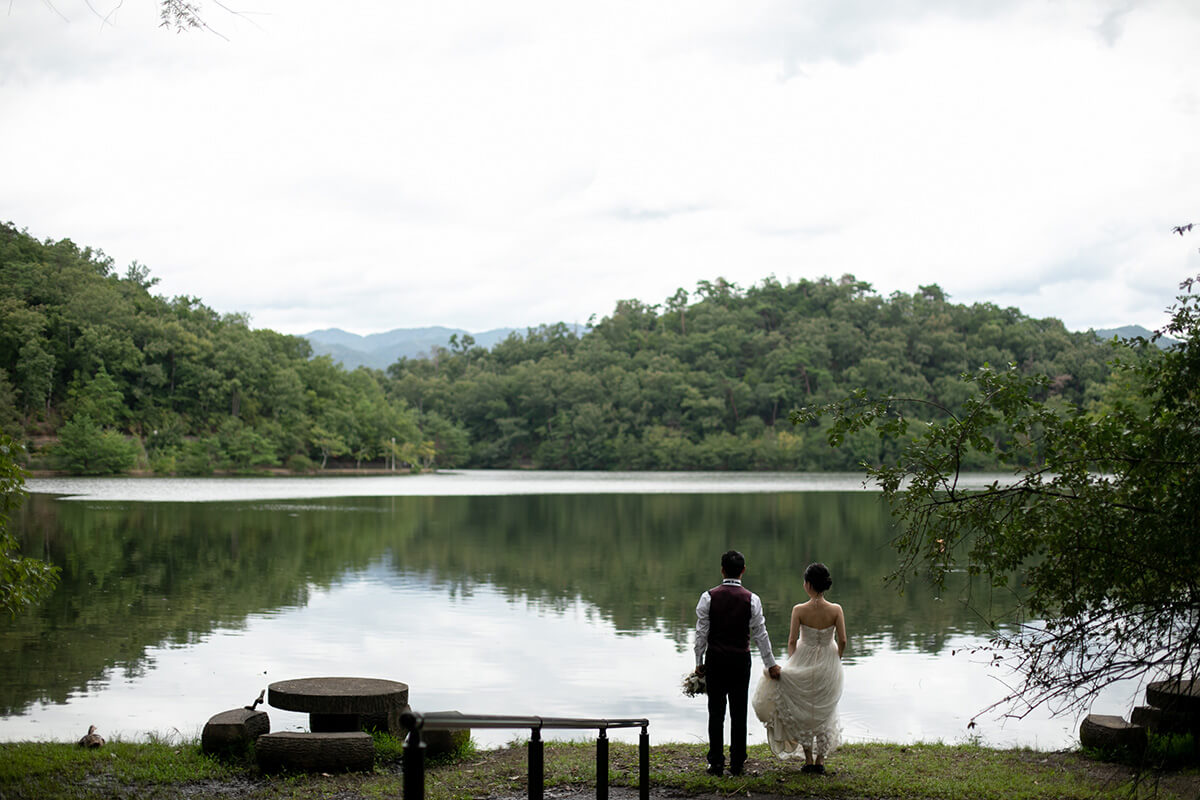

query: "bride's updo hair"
(804, 562), (832, 593)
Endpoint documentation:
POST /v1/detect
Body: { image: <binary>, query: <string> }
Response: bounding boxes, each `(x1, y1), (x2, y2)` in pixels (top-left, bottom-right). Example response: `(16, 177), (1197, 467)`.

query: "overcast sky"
(3, 1), (1198, 336)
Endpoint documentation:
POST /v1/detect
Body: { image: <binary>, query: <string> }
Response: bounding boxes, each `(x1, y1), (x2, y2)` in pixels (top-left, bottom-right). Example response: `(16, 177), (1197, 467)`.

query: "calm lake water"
(1, 471), (1140, 750)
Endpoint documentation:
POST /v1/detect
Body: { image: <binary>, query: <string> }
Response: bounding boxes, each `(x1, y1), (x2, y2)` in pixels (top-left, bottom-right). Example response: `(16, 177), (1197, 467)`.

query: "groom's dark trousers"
(705, 650), (751, 771)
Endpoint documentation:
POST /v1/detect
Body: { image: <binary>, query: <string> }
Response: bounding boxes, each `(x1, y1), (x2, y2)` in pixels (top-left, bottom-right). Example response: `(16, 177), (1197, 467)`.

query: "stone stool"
(255, 731), (375, 773)
(1134, 677), (1200, 747)
(1131, 704), (1196, 735)
(420, 710), (472, 758)
(1079, 714), (1147, 753)
(201, 708), (270, 756)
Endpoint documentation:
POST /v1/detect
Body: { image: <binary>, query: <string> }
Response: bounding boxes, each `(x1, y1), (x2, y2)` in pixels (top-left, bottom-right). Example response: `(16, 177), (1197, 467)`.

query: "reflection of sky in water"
(0, 561), (1141, 750)
(27, 470), (1017, 503)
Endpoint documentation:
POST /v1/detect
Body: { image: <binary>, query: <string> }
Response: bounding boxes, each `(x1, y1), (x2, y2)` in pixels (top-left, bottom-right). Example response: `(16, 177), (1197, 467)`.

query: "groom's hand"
(696, 664), (706, 676)
(768, 665), (781, 680)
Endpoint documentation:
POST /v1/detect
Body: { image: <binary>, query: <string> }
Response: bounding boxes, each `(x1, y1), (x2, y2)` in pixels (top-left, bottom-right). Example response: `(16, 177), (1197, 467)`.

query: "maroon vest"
(707, 582), (752, 655)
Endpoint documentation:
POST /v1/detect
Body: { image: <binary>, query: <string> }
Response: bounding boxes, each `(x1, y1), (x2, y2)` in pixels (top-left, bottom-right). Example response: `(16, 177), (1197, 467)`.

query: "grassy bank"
(0, 735), (1196, 800)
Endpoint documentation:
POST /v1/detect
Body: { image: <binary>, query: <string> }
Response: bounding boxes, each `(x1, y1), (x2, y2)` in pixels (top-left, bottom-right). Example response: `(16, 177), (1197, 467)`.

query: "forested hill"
(389, 276), (1122, 470)
(1, 222), (1125, 473)
(0, 223), (426, 474)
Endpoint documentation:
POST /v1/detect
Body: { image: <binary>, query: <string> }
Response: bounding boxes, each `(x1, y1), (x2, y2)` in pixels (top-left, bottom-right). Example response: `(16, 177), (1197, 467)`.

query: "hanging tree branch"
(792, 259), (1200, 718)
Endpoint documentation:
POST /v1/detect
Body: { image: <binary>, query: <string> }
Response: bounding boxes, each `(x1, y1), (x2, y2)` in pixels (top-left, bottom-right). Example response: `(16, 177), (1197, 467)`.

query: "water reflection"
(25, 470), (1016, 502)
(0, 476), (1131, 748)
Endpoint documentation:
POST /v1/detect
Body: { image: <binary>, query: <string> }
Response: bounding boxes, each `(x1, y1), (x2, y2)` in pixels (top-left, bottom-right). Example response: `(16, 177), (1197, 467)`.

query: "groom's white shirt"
(694, 578), (777, 669)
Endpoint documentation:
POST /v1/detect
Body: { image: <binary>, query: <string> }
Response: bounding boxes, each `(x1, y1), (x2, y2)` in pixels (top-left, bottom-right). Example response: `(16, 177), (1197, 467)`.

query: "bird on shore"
(77, 725), (105, 748)
(244, 689), (265, 711)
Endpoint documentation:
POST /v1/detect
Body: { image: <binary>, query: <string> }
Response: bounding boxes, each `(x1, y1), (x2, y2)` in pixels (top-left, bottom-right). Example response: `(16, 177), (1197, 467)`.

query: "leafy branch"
(791, 273), (1200, 717)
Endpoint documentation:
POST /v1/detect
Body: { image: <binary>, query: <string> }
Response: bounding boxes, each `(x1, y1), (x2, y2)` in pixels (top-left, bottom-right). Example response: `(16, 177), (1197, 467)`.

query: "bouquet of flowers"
(681, 669), (706, 697)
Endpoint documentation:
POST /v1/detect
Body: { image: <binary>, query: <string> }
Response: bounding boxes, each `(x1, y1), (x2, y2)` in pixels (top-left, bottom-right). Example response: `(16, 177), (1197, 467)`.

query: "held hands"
(697, 663), (778, 678)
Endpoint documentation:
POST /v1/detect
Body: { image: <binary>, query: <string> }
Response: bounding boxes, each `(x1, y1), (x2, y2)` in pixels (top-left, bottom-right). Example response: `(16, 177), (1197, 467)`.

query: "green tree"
(419, 411), (470, 468)
(794, 274), (1200, 719)
(15, 340), (54, 416)
(0, 435), (59, 615)
(65, 366), (125, 428)
(53, 415), (136, 475)
(216, 417), (276, 473)
(0, 372), (21, 436)
(177, 437), (218, 476)
(310, 424), (348, 470)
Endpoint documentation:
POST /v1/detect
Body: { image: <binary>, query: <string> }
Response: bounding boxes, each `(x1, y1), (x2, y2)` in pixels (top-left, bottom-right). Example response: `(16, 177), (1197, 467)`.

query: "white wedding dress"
(751, 623), (843, 759)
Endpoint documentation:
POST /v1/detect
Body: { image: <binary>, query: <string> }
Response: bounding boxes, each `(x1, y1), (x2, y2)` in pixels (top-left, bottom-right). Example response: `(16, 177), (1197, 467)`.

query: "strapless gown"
(751, 623), (843, 758)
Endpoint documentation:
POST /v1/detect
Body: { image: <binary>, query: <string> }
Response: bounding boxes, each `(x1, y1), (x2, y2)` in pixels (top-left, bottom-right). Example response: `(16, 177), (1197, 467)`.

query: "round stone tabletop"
(1146, 678), (1200, 714)
(268, 677), (409, 715)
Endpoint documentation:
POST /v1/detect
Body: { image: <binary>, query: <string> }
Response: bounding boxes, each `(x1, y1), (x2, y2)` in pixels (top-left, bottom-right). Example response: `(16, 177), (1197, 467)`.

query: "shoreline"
(1, 737), (1196, 800)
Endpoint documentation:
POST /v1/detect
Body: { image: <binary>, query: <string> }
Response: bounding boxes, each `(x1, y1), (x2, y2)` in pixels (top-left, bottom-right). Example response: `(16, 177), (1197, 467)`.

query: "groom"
(694, 549), (780, 776)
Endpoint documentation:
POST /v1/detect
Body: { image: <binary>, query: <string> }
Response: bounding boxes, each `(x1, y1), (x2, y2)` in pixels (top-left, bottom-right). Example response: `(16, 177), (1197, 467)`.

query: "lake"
(0, 471), (1139, 750)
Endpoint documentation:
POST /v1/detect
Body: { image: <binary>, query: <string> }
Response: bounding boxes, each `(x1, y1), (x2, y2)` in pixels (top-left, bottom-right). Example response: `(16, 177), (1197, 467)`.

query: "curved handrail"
(403, 710), (650, 730)
(401, 710), (650, 800)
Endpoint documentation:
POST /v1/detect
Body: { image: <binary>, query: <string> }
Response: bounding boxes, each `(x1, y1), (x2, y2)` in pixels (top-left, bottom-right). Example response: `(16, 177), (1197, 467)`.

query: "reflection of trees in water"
(1, 491), (1012, 717)
(1, 495), (420, 716)
(391, 493), (1010, 654)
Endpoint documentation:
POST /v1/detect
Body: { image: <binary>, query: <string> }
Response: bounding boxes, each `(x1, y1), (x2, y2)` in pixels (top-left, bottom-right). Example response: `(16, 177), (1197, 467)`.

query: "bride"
(751, 562), (846, 774)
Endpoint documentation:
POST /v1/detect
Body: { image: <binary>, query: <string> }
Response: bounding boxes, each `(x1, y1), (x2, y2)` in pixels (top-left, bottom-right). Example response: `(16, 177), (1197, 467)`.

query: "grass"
(0, 735), (1196, 800)
(0, 737), (238, 797)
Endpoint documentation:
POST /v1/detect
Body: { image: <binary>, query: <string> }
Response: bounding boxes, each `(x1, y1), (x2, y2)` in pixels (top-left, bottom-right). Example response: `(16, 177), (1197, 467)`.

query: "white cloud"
(2, 0), (1198, 335)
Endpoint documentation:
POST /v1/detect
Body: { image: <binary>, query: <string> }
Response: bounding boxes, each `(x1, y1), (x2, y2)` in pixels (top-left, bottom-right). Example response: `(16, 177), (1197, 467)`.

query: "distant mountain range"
(303, 323), (1177, 371)
(1093, 325), (1178, 348)
(302, 326), (521, 370)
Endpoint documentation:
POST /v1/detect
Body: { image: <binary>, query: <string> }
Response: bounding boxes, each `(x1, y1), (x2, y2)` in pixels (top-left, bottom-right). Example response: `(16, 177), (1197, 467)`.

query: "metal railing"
(400, 711), (650, 800)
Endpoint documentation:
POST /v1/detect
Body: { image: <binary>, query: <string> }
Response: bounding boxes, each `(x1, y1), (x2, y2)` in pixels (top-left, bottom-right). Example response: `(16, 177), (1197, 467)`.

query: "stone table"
(268, 677), (410, 736)
(1146, 679), (1200, 714)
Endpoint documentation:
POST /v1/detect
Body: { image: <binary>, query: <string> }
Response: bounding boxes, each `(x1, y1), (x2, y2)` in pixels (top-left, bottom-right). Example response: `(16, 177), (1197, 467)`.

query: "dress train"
(751, 623), (843, 759)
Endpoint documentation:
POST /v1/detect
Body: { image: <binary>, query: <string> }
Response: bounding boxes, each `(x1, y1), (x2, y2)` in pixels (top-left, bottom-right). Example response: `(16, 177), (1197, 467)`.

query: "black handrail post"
(528, 725), (544, 800)
(638, 724), (649, 800)
(596, 727), (608, 800)
(403, 724), (427, 800)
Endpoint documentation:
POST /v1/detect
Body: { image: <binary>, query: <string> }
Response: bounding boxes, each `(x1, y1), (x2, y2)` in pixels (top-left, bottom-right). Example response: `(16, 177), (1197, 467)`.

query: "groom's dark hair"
(721, 550), (745, 577)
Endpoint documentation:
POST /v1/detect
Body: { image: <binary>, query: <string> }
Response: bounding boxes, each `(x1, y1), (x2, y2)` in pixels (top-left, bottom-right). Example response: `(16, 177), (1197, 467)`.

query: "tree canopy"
(0, 221), (1132, 475)
(796, 273), (1200, 718)
(389, 275), (1120, 470)
(0, 222), (431, 474)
